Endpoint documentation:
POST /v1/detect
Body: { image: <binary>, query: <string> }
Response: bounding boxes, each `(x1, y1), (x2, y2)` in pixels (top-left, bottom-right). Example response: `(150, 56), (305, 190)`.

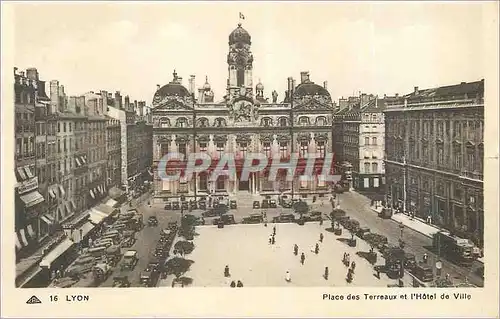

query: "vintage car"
(167, 221), (178, 230)
(121, 250), (138, 271)
(88, 246), (107, 257)
(356, 226), (371, 239)
(303, 211), (323, 222)
(202, 208), (219, 218)
(242, 214), (264, 224)
(181, 201), (189, 210)
(261, 199), (270, 209)
(93, 263), (112, 282)
(252, 201), (260, 209)
(411, 262), (434, 282)
(164, 202), (172, 210)
(172, 202), (180, 210)
(113, 275), (131, 288)
(213, 214), (236, 225)
(229, 200), (237, 209)
(189, 200), (198, 210)
(269, 199), (277, 208)
(404, 253), (417, 271)
(198, 200), (207, 210)
(148, 216), (159, 227)
(273, 213), (296, 223)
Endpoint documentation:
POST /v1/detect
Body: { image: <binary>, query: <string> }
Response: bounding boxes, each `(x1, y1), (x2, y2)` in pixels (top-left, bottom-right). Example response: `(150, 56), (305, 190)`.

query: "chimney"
(59, 85), (65, 96)
(414, 86), (419, 93)
(50, 80), (59, 112)
(124, 95), (130, 110)
(198, 88), (204, 103)
(68, 96), (77, 113)
(300, 71), (310, 84)
(26, 68), (39, 81)
(384, 94), (387, 98)
(189, 75), (196, 94)
(292, 79), (297, 90)
(395, 93), (399, 97)
(139, 101), (145, 116)
(114, 91), (122, 109)
(461, 82), (466, 84)
(323, 81), (328, 90)
(404, 98), (408, 107)
(375, 96), (378, 108)
(134, 100), (138, 113)
(287, 77), (294, 92)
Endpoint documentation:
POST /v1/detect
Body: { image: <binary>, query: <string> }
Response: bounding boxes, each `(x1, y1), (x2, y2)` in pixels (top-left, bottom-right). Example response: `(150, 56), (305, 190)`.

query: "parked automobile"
(198, 200), (207, 210)
(113, 274), (131, 288)
(269, 199), (277, 208)
(261, 199), (270, 209)
(181, 201), (189, 209)
(121, 250), (138, 271)
(202, 208), (219, 218)
(172, 202), (180, 210)
(229, 200), (237, 209)
(213, 214), (236, 225)
(189, 200), (197, 209)
(164, 202), (172, 210)
(273, 213), (296, 223)
(242, 214), (264, 224)
(303, 211), (323, 222)
(356, 226), (371, 239)
(148, 216), (159, 227)
(253, 201), (260, 209)
(167, 221), (178, 230)
(411, 262), (434, 282)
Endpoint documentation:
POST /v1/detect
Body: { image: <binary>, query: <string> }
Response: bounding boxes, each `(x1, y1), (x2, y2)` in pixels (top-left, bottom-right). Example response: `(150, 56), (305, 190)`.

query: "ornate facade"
(152, 23), (335, 201)
(384, 80), (484, 246)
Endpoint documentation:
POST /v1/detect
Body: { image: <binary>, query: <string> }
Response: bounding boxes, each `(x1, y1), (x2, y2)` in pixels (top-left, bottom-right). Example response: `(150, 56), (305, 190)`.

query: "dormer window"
(315, 116), (326, 126)
(279, 118), (288, 127)
(261, 118), (272, 127)
(176, 117), (188, 128)
(215, 118), (226, 127)
(160, 118), (170, 128)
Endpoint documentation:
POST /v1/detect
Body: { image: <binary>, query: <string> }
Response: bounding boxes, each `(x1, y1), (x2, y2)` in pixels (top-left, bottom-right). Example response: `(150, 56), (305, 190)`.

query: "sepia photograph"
(1, 1), (499, 318)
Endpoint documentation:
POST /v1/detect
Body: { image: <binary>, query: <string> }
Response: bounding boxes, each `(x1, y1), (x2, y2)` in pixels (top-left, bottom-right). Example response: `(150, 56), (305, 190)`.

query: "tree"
(330, 209), (346, 229)
(180, 214), (197, 239)
(345, 219), (360, 240)
(293, 201), (309, 217)
(174, 240), (195, 256)
(165, 257), (194, 279)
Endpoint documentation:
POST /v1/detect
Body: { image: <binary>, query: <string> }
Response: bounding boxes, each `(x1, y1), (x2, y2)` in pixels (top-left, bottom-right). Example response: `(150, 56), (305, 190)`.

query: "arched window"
(176, 117), (188, 128)
(279, 117), (288, 127)
(197, 118), (209, 128)
(215, 118), (227, 127)
(261, 117), (273, 127)
(298, 117), (309, 126)
(315, 116), (327, 126)
(160, 118), (170, 128)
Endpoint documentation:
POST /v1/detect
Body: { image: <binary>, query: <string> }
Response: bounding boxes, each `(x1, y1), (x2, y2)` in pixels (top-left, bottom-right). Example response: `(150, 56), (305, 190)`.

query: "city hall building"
(151, 23), (336, 202)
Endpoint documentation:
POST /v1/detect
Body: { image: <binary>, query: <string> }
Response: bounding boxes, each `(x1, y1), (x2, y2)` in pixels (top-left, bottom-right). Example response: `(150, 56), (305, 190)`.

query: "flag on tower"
(239, 12), (245, 20)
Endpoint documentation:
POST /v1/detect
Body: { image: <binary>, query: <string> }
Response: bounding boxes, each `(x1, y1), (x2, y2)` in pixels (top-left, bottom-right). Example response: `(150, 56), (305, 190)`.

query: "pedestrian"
(319, 233), (324, 243)
(293, 244), (298, 256)
(324, 266), (329, 280)
(285, 270), (291, 282)
(423, 253), (428, 264)
(237, 280), (243, 287)
(445, 273), (450, 282)
(56, 269), (61, 279)
(376, 267), (380, 279)
(351, 261), (356, 273)
(224, 265), (230, 277)
(346, 253), (350, 265)
(320, 218), (323, 226)
(271, 235), (276, 245)
(273, 226), (276, 236)
(269, 235), (272, 244)
(315, 243), (319, 254)
(88, 237), (93, 248)
(300, 253), (305, 265)
(343, 252), (347, 263)
(230, 280), (236, 287)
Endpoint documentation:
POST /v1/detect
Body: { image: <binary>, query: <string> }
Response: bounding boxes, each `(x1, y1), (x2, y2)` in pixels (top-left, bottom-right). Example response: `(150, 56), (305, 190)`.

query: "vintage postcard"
(1, 1), (499, 318)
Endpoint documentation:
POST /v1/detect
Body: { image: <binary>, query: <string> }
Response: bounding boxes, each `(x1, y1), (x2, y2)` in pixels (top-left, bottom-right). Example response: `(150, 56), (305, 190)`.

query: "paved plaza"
(159, 222), (406, 287)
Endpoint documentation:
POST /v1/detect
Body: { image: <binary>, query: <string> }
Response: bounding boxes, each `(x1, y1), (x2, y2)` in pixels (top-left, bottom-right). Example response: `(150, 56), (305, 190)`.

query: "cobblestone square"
(160, 222), (404, 287)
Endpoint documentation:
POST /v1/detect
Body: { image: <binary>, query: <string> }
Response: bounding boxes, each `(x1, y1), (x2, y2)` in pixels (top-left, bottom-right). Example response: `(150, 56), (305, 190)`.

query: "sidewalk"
(369, 205), (440, 239)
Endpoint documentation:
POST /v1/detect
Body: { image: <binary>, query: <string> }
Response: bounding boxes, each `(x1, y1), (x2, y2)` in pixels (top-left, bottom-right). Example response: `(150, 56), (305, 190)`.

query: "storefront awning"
(17, 167), (27, 180)
(40, 214), (55, 225)
(90, 189), (95, 199)
(105, 198), (118, 208)
(39, 238), (75, 268)
(89, 210), (107, 225)
(19, 191), (44, 208)
(94, 204), (115, 216)
(109, 187), (125, 199)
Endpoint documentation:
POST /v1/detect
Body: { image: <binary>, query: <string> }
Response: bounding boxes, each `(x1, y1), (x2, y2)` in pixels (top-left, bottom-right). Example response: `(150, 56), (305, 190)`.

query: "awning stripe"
(59, 185), (65, 197)
(24, 166), (34, 178)
(39, 238), (75, 268)
(20, 191), (45, 208)
(15, 233), (22, 249)
(17, 167), (27, 180)
(40, 215), (53, 225)
(19, 229), (28, 246)
(27, 224), (35, 238)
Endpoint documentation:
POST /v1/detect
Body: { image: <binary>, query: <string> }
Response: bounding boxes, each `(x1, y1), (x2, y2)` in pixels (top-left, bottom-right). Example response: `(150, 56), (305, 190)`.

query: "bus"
(432, 231), (475, 266)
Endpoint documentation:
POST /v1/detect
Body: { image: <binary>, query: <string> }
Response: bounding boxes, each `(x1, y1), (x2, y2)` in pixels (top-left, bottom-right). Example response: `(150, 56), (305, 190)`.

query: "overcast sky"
(13, 2), (488, 104)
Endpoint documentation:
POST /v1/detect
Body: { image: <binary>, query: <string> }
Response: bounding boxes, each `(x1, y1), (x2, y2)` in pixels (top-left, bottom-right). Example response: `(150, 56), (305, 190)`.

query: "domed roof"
(294, 82), (330, 97)
(203, 76), (211, 90)
(229, 23), (251, 45)
(155, 70), (190, 98)
(256, 80), (264, 90)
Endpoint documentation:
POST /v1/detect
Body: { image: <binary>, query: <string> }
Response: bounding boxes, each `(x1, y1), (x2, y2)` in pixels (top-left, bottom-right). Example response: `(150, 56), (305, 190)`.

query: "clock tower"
(227, 23), (254, 98)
